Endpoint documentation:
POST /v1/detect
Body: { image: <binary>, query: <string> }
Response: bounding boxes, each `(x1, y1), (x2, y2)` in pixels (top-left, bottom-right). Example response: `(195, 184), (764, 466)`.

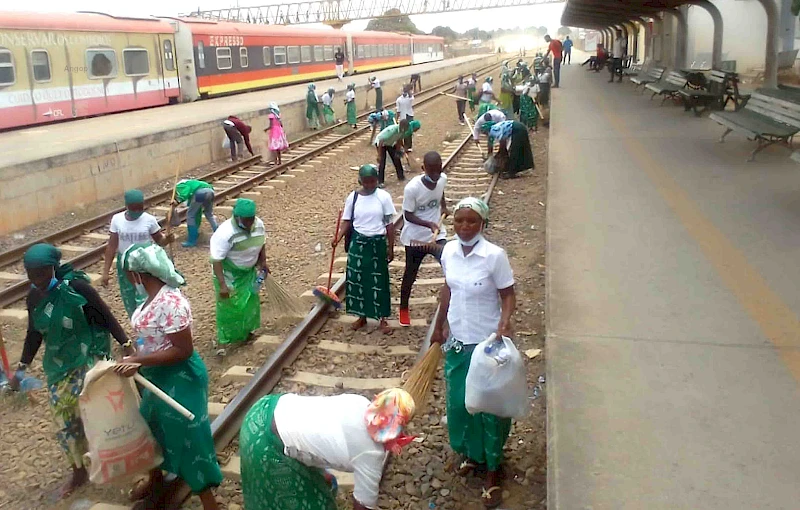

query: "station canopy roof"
(561, 0), (689, 28)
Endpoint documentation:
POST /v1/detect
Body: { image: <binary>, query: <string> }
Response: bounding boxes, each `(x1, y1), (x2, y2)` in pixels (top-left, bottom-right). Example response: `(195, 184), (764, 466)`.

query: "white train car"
(411, 35), (444, 65)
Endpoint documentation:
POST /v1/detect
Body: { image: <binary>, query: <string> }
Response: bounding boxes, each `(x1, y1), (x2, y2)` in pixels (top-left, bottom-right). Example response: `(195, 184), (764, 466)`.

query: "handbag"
(343, 191), (358, 253)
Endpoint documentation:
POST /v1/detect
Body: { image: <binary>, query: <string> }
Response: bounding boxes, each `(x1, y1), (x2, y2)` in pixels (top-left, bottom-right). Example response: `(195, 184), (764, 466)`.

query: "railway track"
(0, 60), (500, 310)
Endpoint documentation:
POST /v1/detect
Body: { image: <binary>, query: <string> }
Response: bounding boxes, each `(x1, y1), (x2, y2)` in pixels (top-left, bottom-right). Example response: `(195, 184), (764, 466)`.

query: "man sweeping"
(171, 179), (219, 248)
(209, 199), (268, 353)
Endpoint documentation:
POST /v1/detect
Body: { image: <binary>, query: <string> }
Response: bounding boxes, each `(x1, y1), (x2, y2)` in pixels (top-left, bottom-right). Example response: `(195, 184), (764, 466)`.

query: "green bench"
(645, 71), (689, 105)
(630, 66), (665, 92)
(678, 70), (748, 116)
(710, 90), (800, 161)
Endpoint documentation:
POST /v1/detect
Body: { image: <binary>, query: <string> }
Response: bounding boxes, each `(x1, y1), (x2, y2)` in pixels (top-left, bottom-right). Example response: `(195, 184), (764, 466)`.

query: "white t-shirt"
(110, 211), (161, 254)
(209, 217), (266, 268)
(346, 89), (355, 102)
(322, 92), (333, 106)
(274, 394), (387, 509)
(480, 82), (494, 102)
(371, 78), (381, 88)
(342, 189), (397, 237)
(473, 109), (507, 141)
(441, 238), (515, 344)
(400, 174), (447, 245)
(613, 37), (627, 58)
(396, 94), (414, 119)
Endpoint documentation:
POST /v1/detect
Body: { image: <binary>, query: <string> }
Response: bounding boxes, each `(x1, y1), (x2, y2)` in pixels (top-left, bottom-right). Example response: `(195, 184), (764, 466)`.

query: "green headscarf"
(308, 83), (316, 90)
(348, 82), (355, 90)
(23, 243), (62, 269)
(122, 243), (185, 288)
(358, 164), (379, 179)
(124, 189), (144, 205)
(455, 197), (490, 226)
(233, 198), (257, 218)
(404, 120), (421, 136)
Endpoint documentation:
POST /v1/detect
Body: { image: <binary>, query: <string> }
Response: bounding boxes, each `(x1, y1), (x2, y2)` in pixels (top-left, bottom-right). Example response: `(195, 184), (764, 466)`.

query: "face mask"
(127, 210), (144, 220)
(33, 277), (58, 291)
(422, 175), (438, 185)
(133, 274), (147, 297)
(456, 233), (483, 247)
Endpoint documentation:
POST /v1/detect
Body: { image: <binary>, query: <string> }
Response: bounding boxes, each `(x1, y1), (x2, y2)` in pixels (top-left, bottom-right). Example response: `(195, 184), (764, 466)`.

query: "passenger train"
(0, 11), (445, 130)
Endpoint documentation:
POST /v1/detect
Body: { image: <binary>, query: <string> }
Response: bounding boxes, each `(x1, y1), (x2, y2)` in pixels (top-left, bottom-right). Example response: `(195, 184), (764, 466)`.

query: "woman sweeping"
(210, 198), (267, 350)
(239, 388), (415, 510)
(10, 244), (130, 500)
(345, 82), (358, 128)
(478, 77), (497, 117)
(518, 80), (539, 131)
(117, 243), (222, 509)
(487, 120), (534, 179)
(101, 189), (172, 317)
(332, 164), (396, 335)
(430, 198), (517, 508)
(321, 87), (336, 125)
(264, 102), (289, 165)
(369, 76), (382, 110)
(306, 83), (322, 130)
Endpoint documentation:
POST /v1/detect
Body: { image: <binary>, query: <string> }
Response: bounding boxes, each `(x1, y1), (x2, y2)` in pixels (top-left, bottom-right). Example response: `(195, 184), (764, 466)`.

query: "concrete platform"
(547, 64), (800, 508)
(0, 54), (498, 234)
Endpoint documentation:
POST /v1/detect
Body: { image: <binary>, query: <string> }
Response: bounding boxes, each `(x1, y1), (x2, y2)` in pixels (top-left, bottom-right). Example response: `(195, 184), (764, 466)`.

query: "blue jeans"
(186, 187), (217, 229)
(553, 60), (561, 87)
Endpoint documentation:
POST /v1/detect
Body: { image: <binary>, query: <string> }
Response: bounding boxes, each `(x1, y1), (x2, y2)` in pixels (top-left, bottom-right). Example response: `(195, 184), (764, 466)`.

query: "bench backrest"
(648, 67), (666, 80)
(719, 60), (736, 72)
(665, 71), (688, 87)
(745, 92), (800, 128)
(778, 49), (799, 69)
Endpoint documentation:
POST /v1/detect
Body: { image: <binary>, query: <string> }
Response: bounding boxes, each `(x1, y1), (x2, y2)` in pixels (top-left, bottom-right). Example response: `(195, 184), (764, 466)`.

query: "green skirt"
(117, 255), (145, 318)
(508, 120), (535, 174)
(374, 87), (383, 110)
(345, 230), (391, 320)
(306, 104), (320, 128)
(214, 258), (261, 345)
(323, 104), (335, 124)
(240, 395), (337, 510)
(478, 102), (495, 117)
(499, 90), (513, 112)
(139, 352), (222, 494)
(347, 101), (357, 125)
(468, 88), (477, 110)
(444, 343), (512, 472)
(519, 95), (538, 129)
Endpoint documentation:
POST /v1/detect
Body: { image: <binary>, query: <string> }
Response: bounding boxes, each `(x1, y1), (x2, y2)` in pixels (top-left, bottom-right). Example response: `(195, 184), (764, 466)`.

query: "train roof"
(0, 11), (174, 33)
(411, 34), (445, 42)
(176, 18), (345, 38)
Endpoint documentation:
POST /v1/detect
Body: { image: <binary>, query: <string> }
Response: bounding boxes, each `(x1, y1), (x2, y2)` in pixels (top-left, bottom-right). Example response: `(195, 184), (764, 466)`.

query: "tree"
(464, 27), (492, 40)
(557, 26), (573, 37)
(431, 25), (460, 41)
(538, 26), (549, 37)
(366, 9), (423, 34)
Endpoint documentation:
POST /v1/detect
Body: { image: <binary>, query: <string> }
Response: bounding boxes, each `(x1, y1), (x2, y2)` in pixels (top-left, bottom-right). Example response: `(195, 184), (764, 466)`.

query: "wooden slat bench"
(709, 90), (800, 161)
(645, 71), (689, 104)
(678, 70), (748, 116)
(630, 66), (665, 92)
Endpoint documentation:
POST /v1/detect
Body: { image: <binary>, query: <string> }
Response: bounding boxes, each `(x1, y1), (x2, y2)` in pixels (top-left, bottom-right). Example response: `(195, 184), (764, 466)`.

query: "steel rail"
(0, 60), (501, 309)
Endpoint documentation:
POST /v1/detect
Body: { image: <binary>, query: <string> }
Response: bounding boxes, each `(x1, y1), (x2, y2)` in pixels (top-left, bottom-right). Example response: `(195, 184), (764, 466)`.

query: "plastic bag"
(222, 137), (230, 149)
(79, 360), (163, 484)
(464, 334), (530, 418)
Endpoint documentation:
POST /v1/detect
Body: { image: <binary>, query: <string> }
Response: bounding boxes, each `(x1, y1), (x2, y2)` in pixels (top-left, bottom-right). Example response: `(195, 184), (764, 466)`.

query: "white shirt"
(109, 212), (161, 254)
(342, 189), (397, 237)
(480, 82), (494, 102)
(400, 174), (447, 245)
(613, 37), (627, 58)
(472, 109), (506, 141)
(370, 78), (381, 88)
(274, 394), (387, 509)
(346, 89), (355, 102)
(322, 92), (333, 106)
(396, 94), (414, 120)
(441, 238), (515, 344)
(209, 217), (266, 268)
(131, 286), (192, 355)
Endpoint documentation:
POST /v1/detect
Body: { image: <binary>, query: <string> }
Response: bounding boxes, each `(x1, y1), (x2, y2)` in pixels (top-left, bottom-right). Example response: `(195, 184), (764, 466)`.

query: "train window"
(274, 46), (287, 65)
(31, 50), (51, 82)
(197, 41), (206, 69)
(301, 46), (312, 63)
(371, 45), (378, 57)
(378, 45), (384, 57)
(357, 45), (365, 59)
(163, 40), (175, 71)
(262, 47), (271, 66)
(0, 49), (15, 86)
(216, 47), (232, 70)
(240, 47), (249, 68)
(86, 49), (118, 79)
(314, 45), (323, 62)
(388, 45), (395, 56)
(324, 46), (334, 61)
(123, 49), (150, 76)
(287, 46), (300, 64)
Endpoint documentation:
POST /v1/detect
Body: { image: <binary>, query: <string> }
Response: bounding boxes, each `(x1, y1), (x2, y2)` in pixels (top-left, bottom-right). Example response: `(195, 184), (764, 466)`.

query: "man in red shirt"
(544, 35), (563, 88)
(223, 115), (255, 162)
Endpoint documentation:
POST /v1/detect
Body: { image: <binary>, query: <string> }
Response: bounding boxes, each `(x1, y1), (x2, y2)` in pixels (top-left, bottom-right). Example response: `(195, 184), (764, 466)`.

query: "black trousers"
(403, 115), (414, 149)
(378, 146), (404, 183)
(609, 58), (623, 80)
(456, 100), (467, 122)
(400, 240), (446, 308)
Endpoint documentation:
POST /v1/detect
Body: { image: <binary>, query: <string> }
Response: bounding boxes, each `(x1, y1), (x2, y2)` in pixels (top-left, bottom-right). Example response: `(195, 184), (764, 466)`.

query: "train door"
(346, 33), (354, 75)
(157, 34), (180, 103)
(168, 19), (199, 102)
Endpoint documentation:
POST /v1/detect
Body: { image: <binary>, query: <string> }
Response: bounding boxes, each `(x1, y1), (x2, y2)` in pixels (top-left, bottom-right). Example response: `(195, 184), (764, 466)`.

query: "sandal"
(456, 459), (478, 476)
(350, 317), (367, 331)
(379, 319), (393, 335)
(481, 486), (503, 508)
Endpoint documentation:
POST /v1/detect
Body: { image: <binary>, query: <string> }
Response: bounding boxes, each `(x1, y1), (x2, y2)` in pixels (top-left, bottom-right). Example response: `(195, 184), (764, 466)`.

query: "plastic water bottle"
(484, 334), (510, 366)
(253, 268), (268, 293)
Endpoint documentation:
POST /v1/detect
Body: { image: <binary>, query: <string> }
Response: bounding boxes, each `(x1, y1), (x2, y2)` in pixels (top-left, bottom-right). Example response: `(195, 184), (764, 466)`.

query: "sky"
(4, 1), (568, 34)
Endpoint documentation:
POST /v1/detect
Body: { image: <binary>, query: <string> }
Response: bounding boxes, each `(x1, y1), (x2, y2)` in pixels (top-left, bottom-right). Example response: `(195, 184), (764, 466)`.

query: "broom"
(164, 153), (184, 261)
(312, 209), (343, 309)
(463, 114), (487, 159)
(402, 344), (443, 411)
(263, 274), (307, 319)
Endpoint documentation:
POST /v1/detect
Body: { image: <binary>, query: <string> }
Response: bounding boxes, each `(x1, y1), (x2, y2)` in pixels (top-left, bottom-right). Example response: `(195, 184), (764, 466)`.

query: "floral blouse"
(131, 286), (192, 355)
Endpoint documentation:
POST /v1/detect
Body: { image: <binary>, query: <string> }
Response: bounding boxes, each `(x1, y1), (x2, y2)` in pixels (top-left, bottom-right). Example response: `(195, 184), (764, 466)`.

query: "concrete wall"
(0, 54), (498, 234)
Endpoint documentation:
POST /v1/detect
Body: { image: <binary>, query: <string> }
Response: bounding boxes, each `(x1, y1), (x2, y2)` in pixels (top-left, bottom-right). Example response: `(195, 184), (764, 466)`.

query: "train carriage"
(411, 35), (445, 65)
(348, 31), (413, 75)
(0, 11), (180, 130)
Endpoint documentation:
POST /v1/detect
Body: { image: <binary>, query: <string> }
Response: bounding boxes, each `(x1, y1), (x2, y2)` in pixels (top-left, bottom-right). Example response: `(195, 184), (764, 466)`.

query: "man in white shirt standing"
(398, 151), (448, 326)
(609, 29), (627, 83)
(334, 47), (346, 81)
(396, 85), (415, 152)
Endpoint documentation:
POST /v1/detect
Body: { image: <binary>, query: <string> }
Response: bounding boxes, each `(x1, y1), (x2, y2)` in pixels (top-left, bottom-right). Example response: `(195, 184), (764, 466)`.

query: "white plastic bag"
(79, 360), (163, 484)
(222, 137), (230, 149)
(464, 334), (530, 419)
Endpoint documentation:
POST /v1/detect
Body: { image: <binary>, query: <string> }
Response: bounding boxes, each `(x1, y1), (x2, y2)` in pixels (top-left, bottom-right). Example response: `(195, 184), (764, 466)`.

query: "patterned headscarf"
(122, 243), (185, 288)
(268, 102), (280, 116)
(485, 76), (493, 83)
(489, 120), (514, 143)
(455, 197), (490, 224)
(365, 388), (416, 453)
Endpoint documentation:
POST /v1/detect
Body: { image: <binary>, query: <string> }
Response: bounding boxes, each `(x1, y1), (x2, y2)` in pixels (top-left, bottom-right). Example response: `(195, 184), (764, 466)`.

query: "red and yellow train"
(0, 11), (444, 130)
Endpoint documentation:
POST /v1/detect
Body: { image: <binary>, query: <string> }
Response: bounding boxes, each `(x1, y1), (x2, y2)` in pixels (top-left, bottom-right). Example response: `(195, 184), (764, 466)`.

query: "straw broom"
(164, 153), (184, 261)
(403, 344), (443, 411)
(262, 274), (307, 319)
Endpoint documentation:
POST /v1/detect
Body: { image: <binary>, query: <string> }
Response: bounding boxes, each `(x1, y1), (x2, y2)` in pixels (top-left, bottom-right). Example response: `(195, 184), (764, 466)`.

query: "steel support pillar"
(756, 0), (780, 88)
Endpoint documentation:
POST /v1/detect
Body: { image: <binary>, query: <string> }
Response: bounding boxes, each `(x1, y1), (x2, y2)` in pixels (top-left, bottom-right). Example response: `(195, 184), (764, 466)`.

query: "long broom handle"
(133, 373), (195, 421)
(0, 327), (11, 378)
(463, 114), (486, 159)
(327, 209), (343, 291)
(164, 154), (184, 260)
